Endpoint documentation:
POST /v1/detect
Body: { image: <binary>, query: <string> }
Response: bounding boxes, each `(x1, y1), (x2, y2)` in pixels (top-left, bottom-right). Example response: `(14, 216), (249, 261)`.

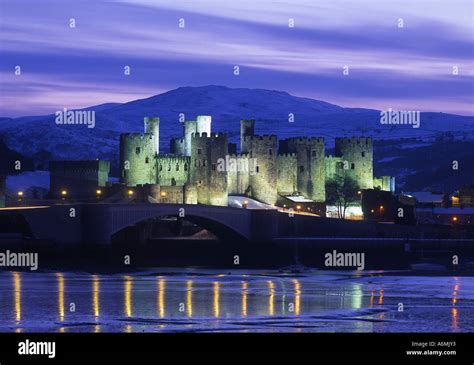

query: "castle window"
(168, 165), (171, 171)
(256, 166), (260, 173)
(197, 148), (202, 155)
(311, 150), (317, 157)
(136, 147), (141, 154)
(184, 163), (188, 171)
(299, 166), (304, 173)
(145, 157), (149, 164)
(203, 160), (207, 167)
(159, 164), (162, 171)
(212, 163), (216, 171)
(176, 163), (179, 171)
(351, 163), (355, 169)
(269, 148), (273, 155)
(361, 152), (365, 157)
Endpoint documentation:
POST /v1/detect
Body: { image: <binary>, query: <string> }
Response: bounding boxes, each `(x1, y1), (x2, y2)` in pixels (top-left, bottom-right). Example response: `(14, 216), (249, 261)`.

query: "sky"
(0, 0), (473, 117)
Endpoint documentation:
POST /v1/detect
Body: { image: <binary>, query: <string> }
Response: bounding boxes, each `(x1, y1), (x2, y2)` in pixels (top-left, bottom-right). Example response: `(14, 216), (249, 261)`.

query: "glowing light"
(127, 189), (134, 196)
(378, 289), (384, 305)
(242, 281), (248, 317)
(293, 279), (301, 316)
(92, 275), (100, 318)
(13, 272), (21, 323)
(160, 191), (167, 197)
(296, 205), (301, 210)
(371, 209), (375, 213)
(187, 280), (193, 318)
(17, 191), (23, 197)
(57, 273), (65, 321)
(213, 282), (220, 318)
(124, 276), (132, 318)
(380, 205), (384, 210)
(61, 190), (67, 196)
(268, 281), (275, 316)
(96, 189), (102, 195)
(158, 278), (165, 318)
(452, 216), (458, 222)
(357, 191), (361, 195)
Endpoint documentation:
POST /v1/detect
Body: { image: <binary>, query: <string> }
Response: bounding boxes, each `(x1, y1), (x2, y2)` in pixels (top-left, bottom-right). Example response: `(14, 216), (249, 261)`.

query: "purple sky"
(1, 0), (473, 116)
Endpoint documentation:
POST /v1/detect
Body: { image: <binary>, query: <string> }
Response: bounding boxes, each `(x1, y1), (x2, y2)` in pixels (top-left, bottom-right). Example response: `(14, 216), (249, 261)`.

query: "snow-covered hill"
(0, 85), (473, 171)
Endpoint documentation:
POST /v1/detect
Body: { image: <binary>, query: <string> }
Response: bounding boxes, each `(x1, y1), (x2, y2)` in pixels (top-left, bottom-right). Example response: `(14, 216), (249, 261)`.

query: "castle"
(118, 116), (393, 207)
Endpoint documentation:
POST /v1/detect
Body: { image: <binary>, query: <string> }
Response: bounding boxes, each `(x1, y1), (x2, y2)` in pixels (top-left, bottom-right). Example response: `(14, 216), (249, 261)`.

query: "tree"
(326, 173), (359, 219)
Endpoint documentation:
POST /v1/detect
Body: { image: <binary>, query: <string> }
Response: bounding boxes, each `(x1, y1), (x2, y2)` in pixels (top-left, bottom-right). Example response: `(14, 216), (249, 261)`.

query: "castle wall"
(190, 132), (228, 206)
(335, 137), (373, 189)
(240, 120), (255, 153)
(227, 154), (251, 195)
(245, 135), (278, 205)
(120, 133), (157, 186)
(284, 137), (326, 202)
(49, 160), (110, 198)
(374, 176), (395, 192)
(170, 138), (186, 156)
(156, 155), (190, 186)
(277, 153), (297, 195)
(325, 155), (344, 181)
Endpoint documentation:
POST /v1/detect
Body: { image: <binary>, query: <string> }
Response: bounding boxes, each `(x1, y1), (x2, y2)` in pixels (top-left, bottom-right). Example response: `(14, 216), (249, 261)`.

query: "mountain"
(0, 85), (473, 190)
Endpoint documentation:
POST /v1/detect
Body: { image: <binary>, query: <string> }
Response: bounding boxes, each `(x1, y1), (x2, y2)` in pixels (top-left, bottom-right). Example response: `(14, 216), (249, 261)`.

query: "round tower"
(285, 137), (326, 202)
(240, 119), (255, 153)
(247, 135), (278, 205)
(196, 115), (212, 135)
(190, 132), (228, 206)
(120, 133), (157, 186)
(335, 137), (373, 189)
(144, 117), (160, 155)
(183, 120), (197, 156)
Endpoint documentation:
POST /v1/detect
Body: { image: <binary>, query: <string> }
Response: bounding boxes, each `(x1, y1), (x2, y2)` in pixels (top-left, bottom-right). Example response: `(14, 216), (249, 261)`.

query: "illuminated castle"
(119, 116), (393, 207)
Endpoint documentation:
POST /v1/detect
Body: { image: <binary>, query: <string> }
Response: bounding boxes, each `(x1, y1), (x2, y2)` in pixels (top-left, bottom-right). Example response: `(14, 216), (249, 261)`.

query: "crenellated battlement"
(335, 137), (372, 146)
(243, 134), (277, 142)
(192, 132), (228, 140)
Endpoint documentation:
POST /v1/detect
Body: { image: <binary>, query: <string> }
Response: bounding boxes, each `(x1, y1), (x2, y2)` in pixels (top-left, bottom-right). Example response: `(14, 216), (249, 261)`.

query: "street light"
(96, 189), (102, 195)
(127, 189), (134, 197)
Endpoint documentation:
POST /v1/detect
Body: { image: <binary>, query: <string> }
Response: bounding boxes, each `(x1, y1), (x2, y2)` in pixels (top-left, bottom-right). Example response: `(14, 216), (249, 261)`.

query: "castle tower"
(240, 119), (255, 153)
(335, 137), (373, 189)
(284, 137), (326, 202)
(245, 135), (278, 205)
(183, 120), (197, 156)
(144, 117), (160, 155)
(120, 133), (157, 186)
(170, 138), (186, 155)
(190, 132), (228, 206)
(196, 115), (212, 135)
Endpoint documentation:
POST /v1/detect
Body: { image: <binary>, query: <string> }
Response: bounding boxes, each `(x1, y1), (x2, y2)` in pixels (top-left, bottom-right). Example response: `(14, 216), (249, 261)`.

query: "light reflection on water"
(1, 271), (473, 333)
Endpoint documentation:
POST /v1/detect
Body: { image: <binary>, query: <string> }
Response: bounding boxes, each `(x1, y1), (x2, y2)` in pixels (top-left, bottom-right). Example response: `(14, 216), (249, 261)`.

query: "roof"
(282, 195), (314, 203)
(408, 192), (445, 203)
